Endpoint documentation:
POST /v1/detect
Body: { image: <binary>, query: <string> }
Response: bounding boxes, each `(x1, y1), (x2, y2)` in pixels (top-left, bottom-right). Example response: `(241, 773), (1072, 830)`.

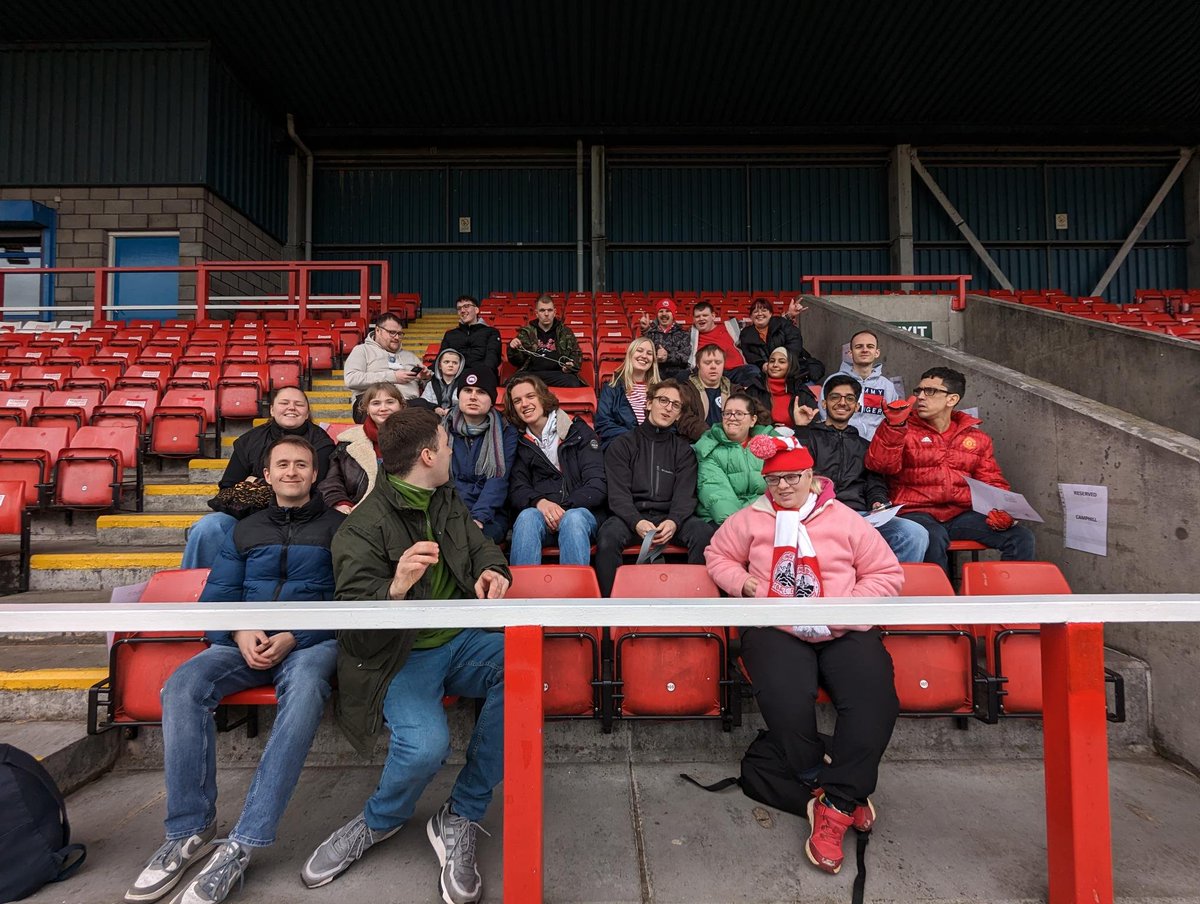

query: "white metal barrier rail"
(4, 593), (1198, 904)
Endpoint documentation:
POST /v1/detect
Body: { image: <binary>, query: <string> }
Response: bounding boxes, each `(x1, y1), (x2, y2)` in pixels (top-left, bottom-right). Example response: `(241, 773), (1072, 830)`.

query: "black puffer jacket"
(738, 316), (825, 382)
(604, 420), (698, 530)
(792, 422), (889, 512)
(440, 321), (502, 377)
(508, 411), (607, 513)
(219, 420), (335, 489)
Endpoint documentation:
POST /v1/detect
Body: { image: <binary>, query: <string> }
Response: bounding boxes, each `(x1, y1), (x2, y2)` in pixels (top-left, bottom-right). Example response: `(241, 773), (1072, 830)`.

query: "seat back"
(0, 480), (28, 535)
(0, 390), (46, 424)
(72, 424), (140, 469)
(0, 426), (71, 506)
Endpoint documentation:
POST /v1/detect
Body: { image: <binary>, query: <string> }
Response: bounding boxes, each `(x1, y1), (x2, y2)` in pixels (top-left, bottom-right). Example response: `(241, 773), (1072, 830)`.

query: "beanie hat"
(459, 365), (498, 405)
(748, 431), (814, 474)
(655, 297), (676, 314)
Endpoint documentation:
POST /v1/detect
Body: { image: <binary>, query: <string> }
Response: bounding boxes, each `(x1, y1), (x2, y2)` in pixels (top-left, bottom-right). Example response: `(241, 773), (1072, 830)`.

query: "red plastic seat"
(93, 389), (159, 435)
(267, 347), (308, 390)
(507, 565), (603, 717)
(218, 363), (269, 422)
(64, 364), (122, 394)
(56, 424), (142, 511)
(150, 389), (216, 458)
(116, 364), (172, 392)
(961, 561), (1072, 715)
(550, 386), (597, 424)
(0, 480), (32, 591)
(0, 425), (70, 507)
(881, 563), (974, 714)
(0, 390), (46, 426)
(14, 364), (71, 392)
(324, 422), (357, 442)
(168, 363), (220, 390)
(609, 564), (728, 719)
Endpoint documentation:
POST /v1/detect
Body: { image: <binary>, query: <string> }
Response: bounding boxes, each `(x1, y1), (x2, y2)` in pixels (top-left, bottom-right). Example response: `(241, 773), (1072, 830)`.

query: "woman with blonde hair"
(595, 337), (660, 449)
(319, 382), (405, 513)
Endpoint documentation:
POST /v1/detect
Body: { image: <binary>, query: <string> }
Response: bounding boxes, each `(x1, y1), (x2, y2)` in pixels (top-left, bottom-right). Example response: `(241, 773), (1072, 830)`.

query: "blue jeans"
(365, 629), (504, 830)
(508, 506), (598, 566)
(161, 640), (337, 847)
(866, 512), (930, 563)
(902, 510), (1037, 573)
(181, 512), (237, 570)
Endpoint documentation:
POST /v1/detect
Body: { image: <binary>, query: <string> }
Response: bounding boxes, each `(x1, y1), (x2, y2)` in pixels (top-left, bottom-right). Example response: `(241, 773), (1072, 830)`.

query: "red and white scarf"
(768, 489), (831, 640)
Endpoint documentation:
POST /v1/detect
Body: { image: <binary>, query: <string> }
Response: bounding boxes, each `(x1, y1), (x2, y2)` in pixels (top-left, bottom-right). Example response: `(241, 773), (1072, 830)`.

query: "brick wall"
(0, 185), (284, 319)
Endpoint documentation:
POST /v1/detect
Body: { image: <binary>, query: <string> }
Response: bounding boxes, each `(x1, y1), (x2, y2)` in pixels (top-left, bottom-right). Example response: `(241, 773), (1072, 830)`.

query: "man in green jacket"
(506, 293), (585, 387)
(301, 408), (511, 904)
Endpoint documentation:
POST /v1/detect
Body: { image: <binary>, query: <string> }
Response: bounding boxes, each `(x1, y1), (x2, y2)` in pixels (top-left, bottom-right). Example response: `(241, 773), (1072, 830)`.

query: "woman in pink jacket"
(705, 432), (902, 877)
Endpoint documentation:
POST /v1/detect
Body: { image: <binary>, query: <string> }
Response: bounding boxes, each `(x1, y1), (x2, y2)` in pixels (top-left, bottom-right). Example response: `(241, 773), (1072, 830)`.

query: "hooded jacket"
(332, 472), (511, 756)
(704, 479), (903, 638)
(507, 319), (582, 374)
(343, 335), (424, 400)
(792, 422), (890, 512)
(220, 419), (334, 489)
(676, 374), (735, 443)
(595, 382), (641, 449)
(420, 348), (464, 410)
(693, 422), (774, 525)
(865, 410), (1009, 521)
(317, 425), (379, 510)
(440, 320), (502, 377)
(201, 495), (344, 650)
(508, 410), (607, 513)
(604, 419), (699, 530)
(819, 362), (901, 440)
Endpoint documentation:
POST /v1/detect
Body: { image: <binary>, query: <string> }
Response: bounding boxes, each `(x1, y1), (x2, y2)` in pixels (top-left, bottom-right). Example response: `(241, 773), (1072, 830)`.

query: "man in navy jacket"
(124, 435), (344, 904)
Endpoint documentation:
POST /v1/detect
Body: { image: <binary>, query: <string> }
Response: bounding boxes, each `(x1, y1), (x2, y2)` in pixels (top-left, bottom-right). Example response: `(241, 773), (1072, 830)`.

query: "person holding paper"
(865, 366), (1035, 573)
(705, 432), (902, 877)
(794, 374), (928, 562)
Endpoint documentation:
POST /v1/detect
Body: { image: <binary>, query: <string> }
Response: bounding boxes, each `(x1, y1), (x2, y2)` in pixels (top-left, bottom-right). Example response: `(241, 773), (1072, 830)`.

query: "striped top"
(629, 382), (648, 424)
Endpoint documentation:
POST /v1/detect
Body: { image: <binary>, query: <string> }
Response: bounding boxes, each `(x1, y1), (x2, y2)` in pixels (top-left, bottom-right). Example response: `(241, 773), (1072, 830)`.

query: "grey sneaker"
(167, 840), (250, 904)
(124, 823), (217, 902)
(301, 812), (401, 888)
(426, 803), (488, 904)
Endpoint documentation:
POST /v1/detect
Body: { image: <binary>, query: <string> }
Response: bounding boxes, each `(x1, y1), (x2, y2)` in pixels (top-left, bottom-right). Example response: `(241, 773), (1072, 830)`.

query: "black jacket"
(604, 420), (698, 530)
(509, 413), (607, 513)
(738, 316), (824, 382)
(220, 420), (335, 489)
(792, 422), (889, 512)
(440, 321), (502, 377)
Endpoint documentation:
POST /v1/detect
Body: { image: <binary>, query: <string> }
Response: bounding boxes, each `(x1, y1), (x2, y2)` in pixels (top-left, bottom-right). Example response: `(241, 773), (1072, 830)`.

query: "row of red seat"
(88, 560), (1114, 738)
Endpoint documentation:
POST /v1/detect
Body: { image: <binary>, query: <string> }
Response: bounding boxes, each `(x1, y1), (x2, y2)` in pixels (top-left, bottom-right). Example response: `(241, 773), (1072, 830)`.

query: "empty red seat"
(0, 390), (46, 426)
(150, 389), (216, 457)
(168, 363), (221, 390)
(218, 363), (269, 422)
(610, 565), (728, 719)
(64, 364), (122, 394)
(94, 389), (159, 434)
(56, 423), (141, 511)
(0, 425), (70, 507)
(0, 479), (31, 591)
(550, 387), (597, 424)
(507, 565), (603, 717)
(116, 364), (172, 392)
(14, 364), (71, 392)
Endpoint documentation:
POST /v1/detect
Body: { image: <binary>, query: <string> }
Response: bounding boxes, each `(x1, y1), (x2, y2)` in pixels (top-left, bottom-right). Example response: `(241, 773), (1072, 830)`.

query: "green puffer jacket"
(332, 467), (511, 756)
(693, 423), (775, 525)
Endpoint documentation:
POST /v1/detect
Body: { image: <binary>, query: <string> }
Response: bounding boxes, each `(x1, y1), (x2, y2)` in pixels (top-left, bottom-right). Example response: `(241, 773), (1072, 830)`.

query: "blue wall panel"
(450, 168), (575, 243)
(608, 167), (745, 243)
(752, 249), (890, 292)
(313, 168), (444, 244)
(1047, 164), (1185, 241)
(914, 166), (1046, 242)
(750, 166), (888, 242)
(607, 250), (747, 293)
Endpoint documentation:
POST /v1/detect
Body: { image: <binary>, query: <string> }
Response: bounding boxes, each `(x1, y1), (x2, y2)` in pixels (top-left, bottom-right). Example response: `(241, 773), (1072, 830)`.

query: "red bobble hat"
(748, 432), (814, 474)
(655, 297), (676, 314)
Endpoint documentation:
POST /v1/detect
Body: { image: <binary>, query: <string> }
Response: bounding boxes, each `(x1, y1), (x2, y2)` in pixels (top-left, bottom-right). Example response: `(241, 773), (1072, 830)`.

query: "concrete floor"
(19, 757), (1200, 904)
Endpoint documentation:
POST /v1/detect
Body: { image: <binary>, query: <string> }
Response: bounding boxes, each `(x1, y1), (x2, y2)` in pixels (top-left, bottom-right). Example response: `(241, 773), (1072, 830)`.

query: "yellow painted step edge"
(0, 668), (107, 690)
(188, 459), (227, 470)
(96, 514), (203, 529)
(144, 484), (216, 495)
(31, 553), (183, 570)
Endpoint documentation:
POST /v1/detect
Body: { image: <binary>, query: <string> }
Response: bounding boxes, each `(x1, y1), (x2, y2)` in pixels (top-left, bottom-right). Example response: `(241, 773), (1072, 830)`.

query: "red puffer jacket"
(864, 411), (1009, 521)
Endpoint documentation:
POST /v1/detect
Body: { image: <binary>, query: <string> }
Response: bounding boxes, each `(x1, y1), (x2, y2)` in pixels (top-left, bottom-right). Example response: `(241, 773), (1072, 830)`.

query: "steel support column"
(503, 625), (544, 902)
(1040, 622), (1113, 904)
(889, 144), (915, 289)
(590, 145), (606, 292)
(1184, 155), (1200, 290)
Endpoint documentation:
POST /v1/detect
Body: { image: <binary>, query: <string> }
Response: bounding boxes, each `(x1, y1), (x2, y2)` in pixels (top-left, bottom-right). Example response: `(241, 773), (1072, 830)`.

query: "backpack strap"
(52, 844), (87, 882)
(850, 826), (869, 904)
(678, 772), (741, 793)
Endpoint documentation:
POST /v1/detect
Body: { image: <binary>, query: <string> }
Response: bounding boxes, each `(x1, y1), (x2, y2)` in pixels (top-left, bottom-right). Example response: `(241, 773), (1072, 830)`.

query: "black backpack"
(682, 729), (869, 904)
(0, 744), (87, 901)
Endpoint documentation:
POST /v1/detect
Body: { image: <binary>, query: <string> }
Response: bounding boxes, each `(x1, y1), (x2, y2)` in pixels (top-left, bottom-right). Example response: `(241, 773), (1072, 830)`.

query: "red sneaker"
(808, 787), (876, 832)
(805, 795), (854, 874)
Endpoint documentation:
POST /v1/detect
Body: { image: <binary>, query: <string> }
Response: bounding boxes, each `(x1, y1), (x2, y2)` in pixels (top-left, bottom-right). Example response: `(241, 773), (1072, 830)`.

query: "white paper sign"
(865, 504), (904, 528)
(964, 476), (1044, 522)
(1058, 484), (1108, 556)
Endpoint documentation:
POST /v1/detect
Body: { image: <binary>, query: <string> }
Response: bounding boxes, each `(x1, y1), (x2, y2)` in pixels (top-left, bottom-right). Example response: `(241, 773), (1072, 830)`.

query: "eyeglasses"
(650, 397), (682, 410)
(764, 472), (808, 487)
(913, 386), (952, 397)
(722, 410), (751, 420)
(377, 327), (403, 338)
(825, 393), (858, 404)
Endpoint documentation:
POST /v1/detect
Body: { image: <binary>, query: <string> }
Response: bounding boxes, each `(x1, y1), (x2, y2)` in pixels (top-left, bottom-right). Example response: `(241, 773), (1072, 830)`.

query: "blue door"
(111, 234), (179, 322)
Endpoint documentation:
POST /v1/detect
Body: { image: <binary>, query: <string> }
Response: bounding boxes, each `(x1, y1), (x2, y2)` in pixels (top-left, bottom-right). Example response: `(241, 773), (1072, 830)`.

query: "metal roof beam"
(910, 150), (1014, 291)
(1090, 147), (1194, 297)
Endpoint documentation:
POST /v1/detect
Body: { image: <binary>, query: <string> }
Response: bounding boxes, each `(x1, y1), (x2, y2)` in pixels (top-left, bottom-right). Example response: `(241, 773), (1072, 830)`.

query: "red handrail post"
(358, 266), (369, 320)
(503, 624), (544, 903)
(93, 267), (108, 323)
(1040, 622), (1114, 904)
(380, 260), (391, 316)
(0, 271), (7, 316)
(287, 269), (298, 320)
(196, 266), (209, 322)
(298, 266), (311, 321)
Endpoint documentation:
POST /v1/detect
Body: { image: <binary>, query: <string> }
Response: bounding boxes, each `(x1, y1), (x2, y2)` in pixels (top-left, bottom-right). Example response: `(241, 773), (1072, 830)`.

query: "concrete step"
(0, 721), (119, 795)
(188, 459), (227, 481)
(0, 643), (108, 722)
(29, 550), (182, 591)
(143, 483), (214, 513)
(95, 513), (201, 546)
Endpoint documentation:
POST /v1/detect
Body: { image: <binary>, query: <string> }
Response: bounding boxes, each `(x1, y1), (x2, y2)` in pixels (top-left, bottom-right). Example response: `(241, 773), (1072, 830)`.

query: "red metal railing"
(802, 274), (974, 311)
(0, 260), (391, 321)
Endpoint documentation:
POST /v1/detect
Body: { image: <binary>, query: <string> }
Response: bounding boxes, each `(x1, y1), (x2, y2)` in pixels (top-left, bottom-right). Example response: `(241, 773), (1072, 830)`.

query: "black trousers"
(594, 515), (715, 597)
(740, 626), (898, 806)
(520, 368), (586, 388)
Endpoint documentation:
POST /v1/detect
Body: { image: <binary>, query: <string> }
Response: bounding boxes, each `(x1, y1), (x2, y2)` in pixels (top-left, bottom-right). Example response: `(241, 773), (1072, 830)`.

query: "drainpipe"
(576, 140), (585, 292)
(286, 114), (313, 260)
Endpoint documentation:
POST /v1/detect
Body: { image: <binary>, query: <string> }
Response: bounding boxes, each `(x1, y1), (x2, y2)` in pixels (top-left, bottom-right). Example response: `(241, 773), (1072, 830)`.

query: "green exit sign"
(891, 320), (933, 338)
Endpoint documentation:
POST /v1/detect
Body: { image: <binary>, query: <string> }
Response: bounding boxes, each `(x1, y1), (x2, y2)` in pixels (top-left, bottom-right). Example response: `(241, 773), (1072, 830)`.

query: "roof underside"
(8, 0), (1200, 147)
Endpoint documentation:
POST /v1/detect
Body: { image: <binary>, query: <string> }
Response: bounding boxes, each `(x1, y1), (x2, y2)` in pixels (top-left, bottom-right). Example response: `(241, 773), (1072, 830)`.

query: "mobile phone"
(409, 365), (422, 374)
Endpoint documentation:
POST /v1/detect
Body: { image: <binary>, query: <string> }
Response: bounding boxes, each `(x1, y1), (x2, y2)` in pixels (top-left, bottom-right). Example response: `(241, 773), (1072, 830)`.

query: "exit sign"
(890, 320), (933, 338)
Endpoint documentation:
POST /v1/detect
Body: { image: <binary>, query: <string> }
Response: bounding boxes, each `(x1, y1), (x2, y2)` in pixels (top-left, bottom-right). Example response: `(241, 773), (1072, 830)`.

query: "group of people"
(144, 298), (1039, 904)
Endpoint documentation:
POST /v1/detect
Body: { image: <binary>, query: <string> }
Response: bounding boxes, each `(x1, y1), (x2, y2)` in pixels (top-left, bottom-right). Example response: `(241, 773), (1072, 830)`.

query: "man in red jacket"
(864, 366), (1035, 573)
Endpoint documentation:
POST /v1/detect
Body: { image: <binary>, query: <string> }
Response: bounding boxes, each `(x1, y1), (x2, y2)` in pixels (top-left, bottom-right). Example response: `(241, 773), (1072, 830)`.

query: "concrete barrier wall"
(802, 295), (1200, 768)
(961, 296), (1200, 440)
